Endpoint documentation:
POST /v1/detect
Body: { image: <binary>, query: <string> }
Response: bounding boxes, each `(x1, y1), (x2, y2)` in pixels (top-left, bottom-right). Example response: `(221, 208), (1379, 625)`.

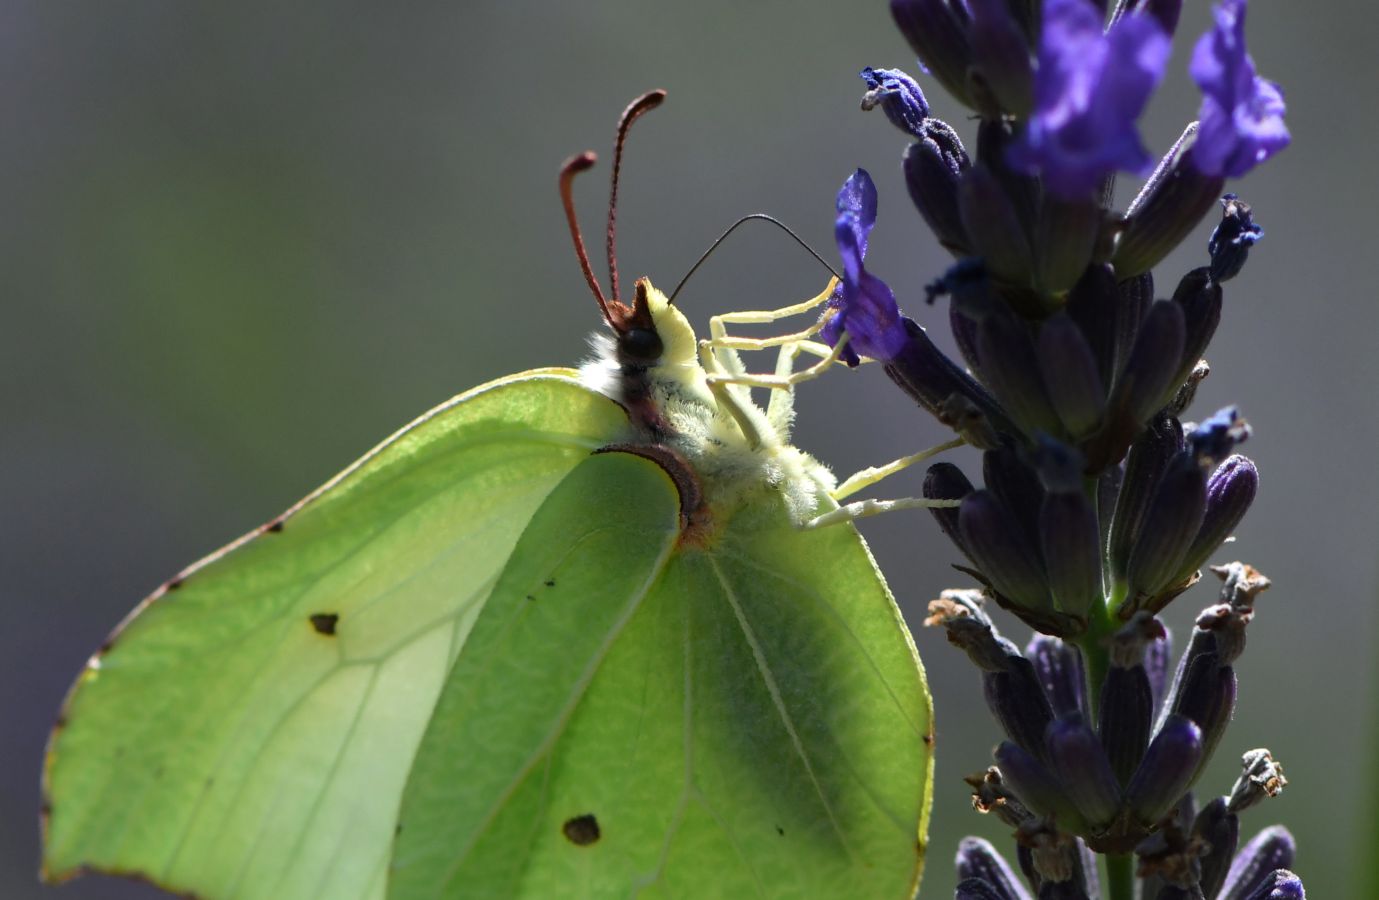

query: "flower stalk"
(834, 0), (1299, 895)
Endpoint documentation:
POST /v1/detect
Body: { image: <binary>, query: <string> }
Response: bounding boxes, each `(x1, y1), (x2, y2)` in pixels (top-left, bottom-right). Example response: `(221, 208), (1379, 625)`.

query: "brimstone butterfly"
(42, 91), (935, 899)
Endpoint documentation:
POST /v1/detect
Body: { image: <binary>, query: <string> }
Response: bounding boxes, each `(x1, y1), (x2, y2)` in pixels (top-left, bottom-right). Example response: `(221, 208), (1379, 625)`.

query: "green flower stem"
(1106, 852), (1135, 900)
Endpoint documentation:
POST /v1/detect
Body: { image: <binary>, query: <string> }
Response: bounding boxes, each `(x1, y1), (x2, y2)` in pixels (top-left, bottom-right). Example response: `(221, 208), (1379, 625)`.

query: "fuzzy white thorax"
(577, 282), (836, 527)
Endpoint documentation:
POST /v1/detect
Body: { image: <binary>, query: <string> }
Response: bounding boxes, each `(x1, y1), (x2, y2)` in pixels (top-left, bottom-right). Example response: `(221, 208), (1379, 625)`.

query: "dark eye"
(620, 327), (663, 363)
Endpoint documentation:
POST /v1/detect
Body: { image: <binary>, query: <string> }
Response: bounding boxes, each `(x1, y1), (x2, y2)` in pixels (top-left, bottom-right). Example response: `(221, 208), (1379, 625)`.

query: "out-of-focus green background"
(3, 2), (1373, 897)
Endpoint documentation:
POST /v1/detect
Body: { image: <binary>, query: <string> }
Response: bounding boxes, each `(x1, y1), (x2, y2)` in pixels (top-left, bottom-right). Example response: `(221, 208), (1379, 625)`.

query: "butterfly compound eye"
(619, 327), (663, 363)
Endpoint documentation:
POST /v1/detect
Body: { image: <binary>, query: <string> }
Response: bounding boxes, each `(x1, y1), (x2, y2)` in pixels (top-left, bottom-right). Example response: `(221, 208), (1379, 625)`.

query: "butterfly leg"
(801, 496), (963, 531)
(832, 438), (967, 501)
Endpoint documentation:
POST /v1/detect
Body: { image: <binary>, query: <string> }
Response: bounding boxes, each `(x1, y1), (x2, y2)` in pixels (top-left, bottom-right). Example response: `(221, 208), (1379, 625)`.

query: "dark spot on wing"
(309, 613), (339, 636)
(525, 595), (535, 602)
(166, 577), (183, 591)
(544, 578), (556, 587)
(395, 823), (403, 836)
(562, 813), (600, 846)
(775, 826), (784, 837)
(923, 731), (935, 747)
(266, 519), (285, 533)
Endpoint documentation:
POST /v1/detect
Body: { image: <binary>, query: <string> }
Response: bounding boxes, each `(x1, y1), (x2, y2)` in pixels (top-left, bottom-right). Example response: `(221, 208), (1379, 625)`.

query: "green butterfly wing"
(44, 367), (935, 900)
(390, 450), (934, 899)
(42, 370), (630, 898)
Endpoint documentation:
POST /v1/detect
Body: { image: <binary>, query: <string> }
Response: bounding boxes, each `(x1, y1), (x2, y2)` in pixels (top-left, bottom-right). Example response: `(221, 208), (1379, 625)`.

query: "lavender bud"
(960, 490), (1051, 614)
(1113, 271), (1155, 380)
(859, 66), (929, 137)
(957, 837), (1033, 900)
(1237, 870), (1305, 900)
(1175, 455), (1259, 585)
(1193, 797), (1239, 900)
(976, 313), (1062, 435)
(1145, 624), (1174, 711)
(985, 446), (1046, 541)
(1111, 300), (1188, 431)
(1109, 416), (1184, 581)
(890, 0), (974, 106)
(969, 766), (1036, 829)
(1170, 648), (1237, 778)
(1039, 879), (1092, 899)
(1026, 634), (1086, 721)
(1170, 267), (1223, 389)
(885, 318), (1012, 437)
(903, 123), (972, 255)
(967, 0), (1035, 117)
(1045, 716), (1123, 829)
(1208, 194), (1263, 283)
(1228, 749), (1287, 814)
(996, 741), (1087, 830)
(1098, 665), (1153, 786)
(1125, 714), (1203, 826)
(924, 461), (975, 555)
(1124, 452), (1208, 606)
(985, 656), (1057, 756)
(1112, 123), (1226, 278)
(1039, 488), (1102, 621)
(1219, 827), (1296, 900)
(1063, 264), (1118, 387)
(1037, 314), (1106, 437)
(1035, 196), (1102, 296)
(959, 164), (1036, 286)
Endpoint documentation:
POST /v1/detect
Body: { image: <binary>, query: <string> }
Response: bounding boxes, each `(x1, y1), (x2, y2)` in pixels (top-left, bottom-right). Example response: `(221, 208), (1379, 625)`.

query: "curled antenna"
(558, 151), (611, 323)
(668, 213), (841, 305)
(607, 90), (667, 303)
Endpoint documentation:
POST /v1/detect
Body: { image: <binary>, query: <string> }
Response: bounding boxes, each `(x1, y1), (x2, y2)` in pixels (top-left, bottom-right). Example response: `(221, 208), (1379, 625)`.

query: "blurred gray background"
(3, 1), (1374, 897)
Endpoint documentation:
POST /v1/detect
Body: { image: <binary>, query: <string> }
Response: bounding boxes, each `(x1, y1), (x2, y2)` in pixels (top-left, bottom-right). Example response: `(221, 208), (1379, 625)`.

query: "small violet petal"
(823, 170), (909, 362)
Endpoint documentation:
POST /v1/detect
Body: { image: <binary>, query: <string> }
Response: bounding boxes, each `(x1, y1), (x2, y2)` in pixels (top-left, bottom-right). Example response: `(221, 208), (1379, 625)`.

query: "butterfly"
(43, 91), (936, 900)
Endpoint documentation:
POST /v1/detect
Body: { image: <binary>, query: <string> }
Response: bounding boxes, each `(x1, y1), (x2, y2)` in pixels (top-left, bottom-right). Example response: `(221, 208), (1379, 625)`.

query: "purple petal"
(1189, 0), (1290, 177)
(824, 170), (908, 362)
(1009, 0), (1170, 198)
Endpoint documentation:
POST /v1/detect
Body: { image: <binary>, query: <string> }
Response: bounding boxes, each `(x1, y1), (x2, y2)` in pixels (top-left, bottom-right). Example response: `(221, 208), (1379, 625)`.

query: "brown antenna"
(558, 151), (613, 324)
(606, 90), (666, 304)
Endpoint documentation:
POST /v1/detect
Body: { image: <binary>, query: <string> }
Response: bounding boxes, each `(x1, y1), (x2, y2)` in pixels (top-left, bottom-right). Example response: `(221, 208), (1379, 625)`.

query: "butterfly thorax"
(579, 279), (835, 536)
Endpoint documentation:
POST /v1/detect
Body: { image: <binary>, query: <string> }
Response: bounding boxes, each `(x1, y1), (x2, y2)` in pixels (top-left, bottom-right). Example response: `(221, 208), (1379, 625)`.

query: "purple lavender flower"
(821, 169), (909, 363)
(859, 67), (929, 137)
(1190, 0), (1290, 178)
(1009, 0), (1171, 199)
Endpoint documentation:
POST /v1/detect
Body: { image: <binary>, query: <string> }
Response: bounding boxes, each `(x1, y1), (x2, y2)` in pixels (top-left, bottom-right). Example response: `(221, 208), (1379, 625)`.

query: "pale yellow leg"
(705, 336), (852, 391)
(803, 497), (963, 530)
(832, 437), (967, 501)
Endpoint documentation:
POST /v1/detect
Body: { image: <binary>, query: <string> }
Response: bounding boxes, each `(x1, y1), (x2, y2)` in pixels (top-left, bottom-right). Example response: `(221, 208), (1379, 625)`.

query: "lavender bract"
(830, 0), (1298, 896)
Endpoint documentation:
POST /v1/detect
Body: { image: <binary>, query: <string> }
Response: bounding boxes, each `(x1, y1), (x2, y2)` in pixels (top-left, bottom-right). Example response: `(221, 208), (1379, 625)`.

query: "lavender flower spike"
(821, 169), (909, 363)
(1190, 0), (1290, 178)
(1009, 0), (1171, 199)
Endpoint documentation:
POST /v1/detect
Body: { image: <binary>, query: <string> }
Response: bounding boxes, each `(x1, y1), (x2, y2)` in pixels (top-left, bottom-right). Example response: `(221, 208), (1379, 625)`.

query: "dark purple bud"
(1113, 271), (1155, 379)
(1110, 300), (1187, 430)
(995, 741), (1088, 831)
(1228, 748), (1287, 814)
(1108, 415), (1183, 581)
(977, 314), (1062, 435)
(977, 120), (1042, 248)
(924, 461), (976, 556)
(1145, 624), (1174, 710)
(1040, 489), (1102, 620)
(1124, 452), (1207, 605)
(1193, 797), (1239, 900)
(903, 123), (972, 255)
(1125, 714), (1203, 826)
(960, 165), (1036, 286)
(1098, 665), (1153, 785)
(1063, 264), (1119, 389)
(1113, 123), (1226, 279)
(1035, 196), (1102, 296)
(1026, 634), (1086, 721)
(1219, 827), (1297, 900)
(1188, 407), (1251, 466)
(1190, 0), (1289, 179)
(890, 0), (974, 106)
(1038, 878), (1092, 899)
(927, 589), (1029, 671)
(957, 837), (1034, 900)
(859, 66), (930, 137)
(884, 318), (1014, 444)
(1037, 314), (1103, 438)
(956, 877), (1015, 900)
(1209, 193), (1264, 282)
(985, 656), (1057, 756)
(1175, 455), (1258, 583)
(1046, 716), (1122, 828)
(1170, 266), (1223, 390)
(1170, 649), (1236, 779)
(969, 766), (1037, 828)
(1238, 870), (1305, 900)
(967, 0), (1035, 117)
